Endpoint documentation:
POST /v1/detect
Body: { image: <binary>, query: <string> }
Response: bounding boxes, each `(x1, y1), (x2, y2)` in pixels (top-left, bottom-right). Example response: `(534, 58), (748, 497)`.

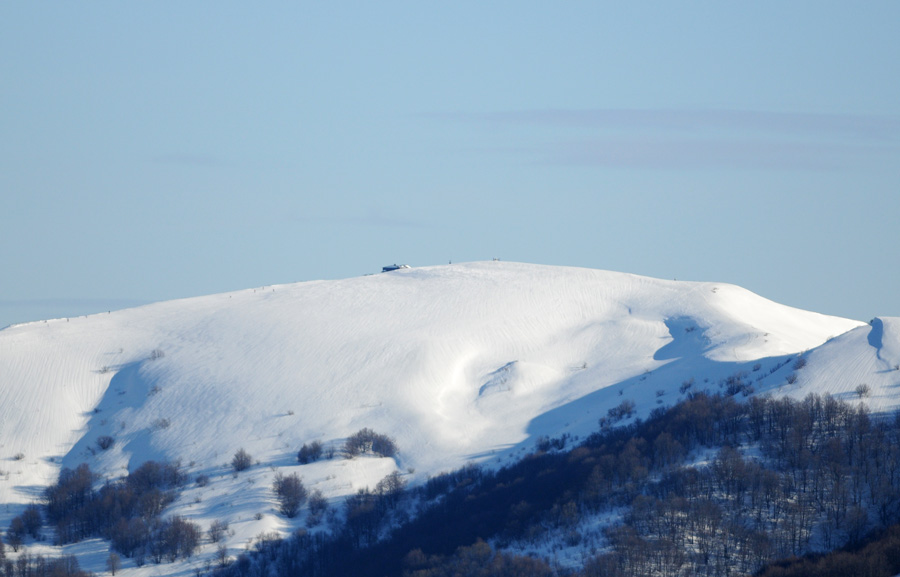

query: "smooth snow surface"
(1, 261), (889, 575)
(778, 316), (900, 409)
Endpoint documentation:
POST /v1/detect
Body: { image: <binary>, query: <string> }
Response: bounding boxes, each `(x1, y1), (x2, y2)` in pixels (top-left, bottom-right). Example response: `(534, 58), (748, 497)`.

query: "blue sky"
(2, 2), (898, 328)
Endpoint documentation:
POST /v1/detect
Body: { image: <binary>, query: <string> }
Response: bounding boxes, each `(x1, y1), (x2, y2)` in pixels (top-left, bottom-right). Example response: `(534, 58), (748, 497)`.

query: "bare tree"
(273, 472), (308, 518)
(232, 448), (252, 472)
(6, 517), (24, 552)
(306, 488), (329, 527)
(21, 505), (41, 539)
(344, 428), (398, 459)
(216, 545), (230, 568)
(106, 552), (121, 576)
(297, 440), (323, 464)
(375, 471), (407, 510)
(208, 519), (228, 543)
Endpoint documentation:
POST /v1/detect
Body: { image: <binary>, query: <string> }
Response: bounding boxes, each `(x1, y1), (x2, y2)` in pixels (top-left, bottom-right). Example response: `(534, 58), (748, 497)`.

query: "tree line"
(9, 387), (899, 577)
(211, 391), (900, 577)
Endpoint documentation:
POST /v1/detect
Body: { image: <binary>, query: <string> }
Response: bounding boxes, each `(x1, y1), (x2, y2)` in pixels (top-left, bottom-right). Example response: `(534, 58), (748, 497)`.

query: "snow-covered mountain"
(1, 261), (896, 575)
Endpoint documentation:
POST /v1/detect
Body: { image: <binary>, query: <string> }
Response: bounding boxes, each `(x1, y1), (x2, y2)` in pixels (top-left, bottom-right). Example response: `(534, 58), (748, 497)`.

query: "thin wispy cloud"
(431, 108), (900, 170)
(533, 138), (887, 171)
(151, 153), (232, 167)
(285, 206), (425, 229)
(458, 109), (900, 141)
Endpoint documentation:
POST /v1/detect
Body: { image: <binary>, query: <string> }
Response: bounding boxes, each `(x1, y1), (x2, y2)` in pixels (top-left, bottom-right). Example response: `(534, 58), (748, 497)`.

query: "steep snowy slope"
(777, 316), (900, 409)
(0, 261), (882, 574)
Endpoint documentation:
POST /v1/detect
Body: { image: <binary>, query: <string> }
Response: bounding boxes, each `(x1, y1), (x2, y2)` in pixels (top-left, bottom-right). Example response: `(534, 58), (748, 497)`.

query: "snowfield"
(2, 261), (896, 576)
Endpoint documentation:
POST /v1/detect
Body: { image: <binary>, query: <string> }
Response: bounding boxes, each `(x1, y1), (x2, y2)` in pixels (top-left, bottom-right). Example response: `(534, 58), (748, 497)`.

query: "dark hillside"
(213, 392), (900, 577)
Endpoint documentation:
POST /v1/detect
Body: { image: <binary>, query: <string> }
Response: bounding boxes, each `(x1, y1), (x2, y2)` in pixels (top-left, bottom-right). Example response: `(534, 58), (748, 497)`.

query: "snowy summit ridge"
(2, 261), (896, 573)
